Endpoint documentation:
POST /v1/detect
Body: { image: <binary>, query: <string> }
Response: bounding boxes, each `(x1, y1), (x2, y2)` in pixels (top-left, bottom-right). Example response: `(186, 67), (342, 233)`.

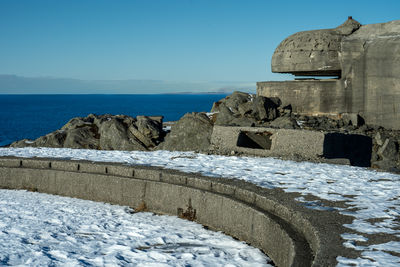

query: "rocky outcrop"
(211, 91), (282, 126)
(8, 90), (400, 173)
(157, 112), (213, 152)
(11, 114), (164, 151)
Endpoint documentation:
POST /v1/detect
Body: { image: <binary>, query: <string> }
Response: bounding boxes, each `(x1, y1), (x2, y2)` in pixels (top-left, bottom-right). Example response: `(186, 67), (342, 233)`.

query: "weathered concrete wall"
(340, 21), (400, 129)
(0, 157), (355, 266)
(271, 29), (343, 76)
(211, 126), (325, 159)
(271, 18), (360, 76)
(211, 126), (372, 167)
(257, 80), (343, 116)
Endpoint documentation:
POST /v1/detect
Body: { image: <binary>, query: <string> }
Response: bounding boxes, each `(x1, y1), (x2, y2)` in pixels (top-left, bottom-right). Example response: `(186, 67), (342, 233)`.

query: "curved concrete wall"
(0, 157), (350, 266)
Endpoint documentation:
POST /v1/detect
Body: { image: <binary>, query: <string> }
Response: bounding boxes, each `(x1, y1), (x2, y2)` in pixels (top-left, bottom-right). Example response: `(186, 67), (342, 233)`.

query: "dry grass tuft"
(135, 201), (148, 212)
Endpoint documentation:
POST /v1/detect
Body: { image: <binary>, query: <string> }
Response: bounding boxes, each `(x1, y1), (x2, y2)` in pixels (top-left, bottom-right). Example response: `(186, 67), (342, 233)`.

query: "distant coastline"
(0, 74), (255, 94)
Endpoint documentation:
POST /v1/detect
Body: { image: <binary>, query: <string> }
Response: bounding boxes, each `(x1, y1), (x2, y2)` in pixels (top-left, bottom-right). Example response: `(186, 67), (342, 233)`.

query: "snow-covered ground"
(0, 189), (271, 266)
(1, 147), (400, 266)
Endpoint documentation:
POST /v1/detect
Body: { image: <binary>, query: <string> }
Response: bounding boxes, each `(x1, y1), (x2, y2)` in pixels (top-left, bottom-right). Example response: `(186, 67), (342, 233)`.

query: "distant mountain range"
(0, 75), (256, 94)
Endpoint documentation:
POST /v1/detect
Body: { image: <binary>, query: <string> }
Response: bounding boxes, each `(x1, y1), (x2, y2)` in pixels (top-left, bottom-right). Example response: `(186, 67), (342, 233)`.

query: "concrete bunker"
(258, 17), (400, 129)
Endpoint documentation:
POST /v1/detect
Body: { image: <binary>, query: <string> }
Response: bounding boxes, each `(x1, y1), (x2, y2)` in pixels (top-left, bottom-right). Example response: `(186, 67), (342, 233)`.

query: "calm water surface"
(0, 94), (226, 146)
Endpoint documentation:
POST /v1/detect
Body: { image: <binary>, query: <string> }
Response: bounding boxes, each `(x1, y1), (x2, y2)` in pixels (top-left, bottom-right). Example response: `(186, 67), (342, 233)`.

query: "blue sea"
(0, 94), (226, 146)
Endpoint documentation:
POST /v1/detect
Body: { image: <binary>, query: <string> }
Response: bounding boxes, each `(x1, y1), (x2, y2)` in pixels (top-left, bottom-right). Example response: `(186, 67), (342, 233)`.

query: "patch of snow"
(296, 120), (305, 127)
(341, 233), (368, 242)
(0, 189), (271, 266)
(318, 65), (332, 70)
(1, 147), (400, 265)
(162, 126), (171, 131)
(295, 196), (336, 211)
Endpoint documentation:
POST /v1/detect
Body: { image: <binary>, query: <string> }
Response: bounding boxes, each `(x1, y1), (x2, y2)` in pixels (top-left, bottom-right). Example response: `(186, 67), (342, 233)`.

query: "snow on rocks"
(1, 147), (400, 265)
(0, 189), (271, 266)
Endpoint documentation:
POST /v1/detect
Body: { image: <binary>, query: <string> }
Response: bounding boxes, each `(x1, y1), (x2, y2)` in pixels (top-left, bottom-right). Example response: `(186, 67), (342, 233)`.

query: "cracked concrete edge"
(0, 156), (357, 266)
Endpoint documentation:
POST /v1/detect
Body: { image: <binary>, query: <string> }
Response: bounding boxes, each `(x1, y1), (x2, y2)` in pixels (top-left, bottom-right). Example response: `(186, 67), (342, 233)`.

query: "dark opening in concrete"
(323, 133), (372, 167)
(237, 131), (273, 150)
(290, 70), (342, 77)
(294, 76), (341, 80)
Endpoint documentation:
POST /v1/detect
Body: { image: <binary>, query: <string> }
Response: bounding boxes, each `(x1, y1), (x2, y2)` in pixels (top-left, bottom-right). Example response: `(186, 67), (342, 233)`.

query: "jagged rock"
(294, 114), (353, 131)
(214, 105), (236, 125)
(63, 127), (99, 149)
(157, 112), (213, 151)
(214, 104), (258, 126)
(98, 117), (144, 150)
(212, 91), (250, 114)
(237, 101), (253, 116)
(252, 96), (280, 121)
(10, 114), (163, 151)
(137, 116), (163, 143)
(269, 117), (299, 129)
(61, 115), (95, 130)
(371, 133), (400, 171)
(33, 131), (67, 148)
(377, 138), (398, 160)
(10, 139), (36, 148)
(212, 91), (281, 126)
(277, 104), (292, 118)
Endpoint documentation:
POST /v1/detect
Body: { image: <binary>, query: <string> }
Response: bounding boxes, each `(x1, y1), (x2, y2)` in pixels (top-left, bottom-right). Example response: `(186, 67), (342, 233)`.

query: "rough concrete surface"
(0, 156), (361, 267)
(211, 126), (325, 160)
(271, 17), (360, 76)
(257, 80), (342, 116)
(210, 126), (377, 167)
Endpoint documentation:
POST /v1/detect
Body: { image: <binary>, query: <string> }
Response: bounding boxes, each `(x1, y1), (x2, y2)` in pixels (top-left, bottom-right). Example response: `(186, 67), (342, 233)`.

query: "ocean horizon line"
(0, 92), (231, 96)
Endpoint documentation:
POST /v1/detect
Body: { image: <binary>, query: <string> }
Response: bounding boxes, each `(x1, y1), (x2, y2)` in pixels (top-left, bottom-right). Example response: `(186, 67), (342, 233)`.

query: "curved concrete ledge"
(0, 157), (352, 266)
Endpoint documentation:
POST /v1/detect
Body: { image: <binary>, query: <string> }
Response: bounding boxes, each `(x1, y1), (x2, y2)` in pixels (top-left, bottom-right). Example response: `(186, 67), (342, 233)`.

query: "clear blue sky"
(0, 0), (399, 92)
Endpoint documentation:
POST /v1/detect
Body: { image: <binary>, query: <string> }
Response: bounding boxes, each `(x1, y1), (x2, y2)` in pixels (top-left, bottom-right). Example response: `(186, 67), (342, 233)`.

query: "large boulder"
(371, 132), (400, 172)
(211, 91), (281, 126)
(253, 96), (281, 121)
(10, 114), (164, 151)
(97, 117), (146, 150)
(157, 112), (213, 152)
